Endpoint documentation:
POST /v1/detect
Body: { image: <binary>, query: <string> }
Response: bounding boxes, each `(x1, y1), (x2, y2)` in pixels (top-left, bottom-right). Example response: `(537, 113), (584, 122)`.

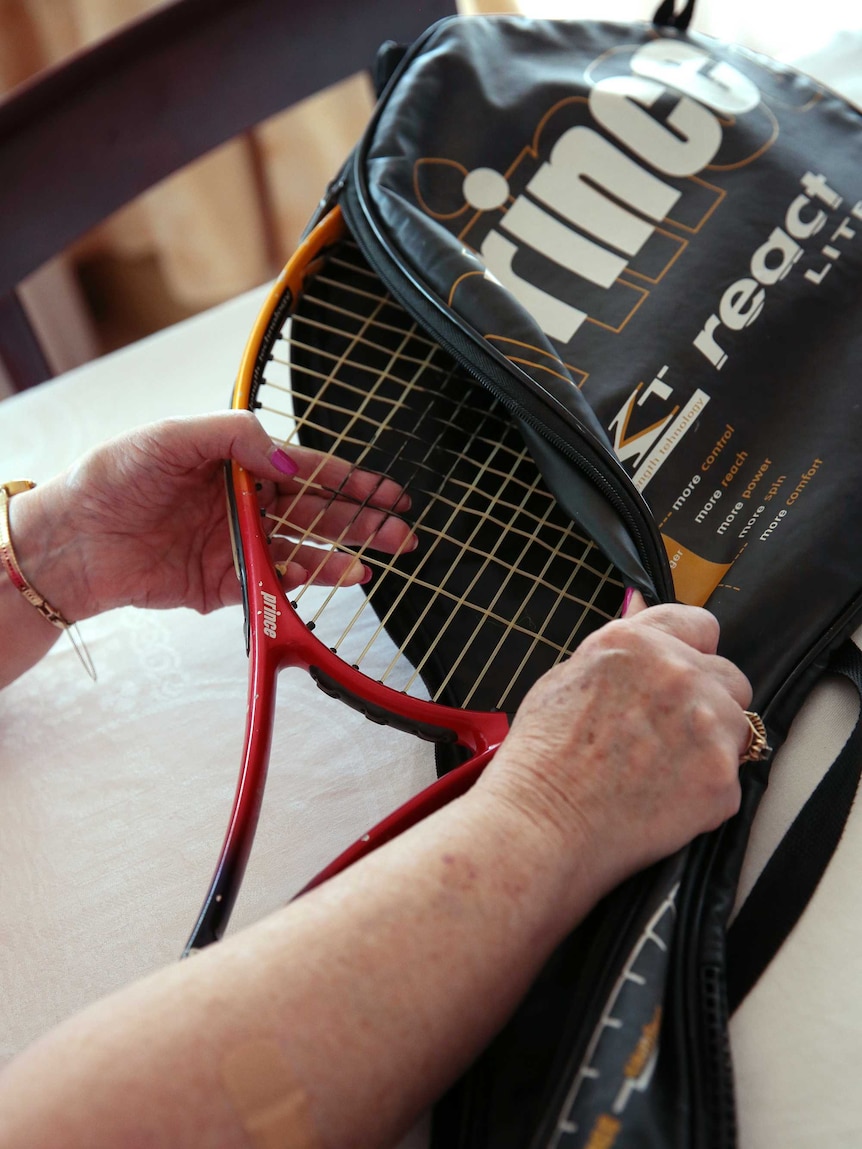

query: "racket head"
(230, 216), (510, 748)
(185, 205), (627, 952)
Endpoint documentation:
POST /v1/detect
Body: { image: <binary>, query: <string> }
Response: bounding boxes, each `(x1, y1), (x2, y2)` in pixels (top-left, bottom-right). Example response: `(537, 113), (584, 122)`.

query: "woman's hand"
(479, 591), (753, 906)
(11, 411), (414, 621)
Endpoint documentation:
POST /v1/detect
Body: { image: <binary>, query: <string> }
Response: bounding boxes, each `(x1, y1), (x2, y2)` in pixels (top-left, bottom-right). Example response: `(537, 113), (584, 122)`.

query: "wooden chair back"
(0, 0), (457, 389)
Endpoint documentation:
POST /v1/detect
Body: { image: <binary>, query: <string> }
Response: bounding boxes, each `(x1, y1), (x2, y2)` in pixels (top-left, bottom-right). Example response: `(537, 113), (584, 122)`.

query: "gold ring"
(740, 711), (771, 763)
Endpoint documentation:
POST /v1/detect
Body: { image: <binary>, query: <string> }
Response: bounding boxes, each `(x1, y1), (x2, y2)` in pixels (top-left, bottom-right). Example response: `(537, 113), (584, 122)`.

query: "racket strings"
(282, 313), (450, 373)
(276, 380), (615, 578)
(416, 462), (610, 707)
(289, 308), (453, 606)
(284, 347), (616, 678)
(371, 408), (572, 695)
(270, 286), (517, 625)
(349, 390), (543, 683)
(280, 374), (551, 494)
(252, 236), (624, 711)
(263, 278), (432, 585)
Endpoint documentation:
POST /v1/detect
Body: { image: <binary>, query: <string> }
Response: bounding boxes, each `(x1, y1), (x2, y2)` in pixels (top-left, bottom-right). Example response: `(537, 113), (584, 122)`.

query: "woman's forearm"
(0, 786), (593, 1149)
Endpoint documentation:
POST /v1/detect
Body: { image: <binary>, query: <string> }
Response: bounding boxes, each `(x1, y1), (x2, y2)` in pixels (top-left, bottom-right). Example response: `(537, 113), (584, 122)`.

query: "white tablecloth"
(0, 287), (438, 1065)
(2, 20), (862, 1148)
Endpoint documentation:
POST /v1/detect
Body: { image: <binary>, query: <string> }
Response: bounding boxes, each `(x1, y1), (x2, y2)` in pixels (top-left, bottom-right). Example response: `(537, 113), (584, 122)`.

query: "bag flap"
(353, 15), (862, 709)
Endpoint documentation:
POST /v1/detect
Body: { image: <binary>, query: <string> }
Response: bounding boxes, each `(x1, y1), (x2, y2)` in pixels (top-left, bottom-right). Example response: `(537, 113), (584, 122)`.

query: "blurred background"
(1, 0), (858, 392)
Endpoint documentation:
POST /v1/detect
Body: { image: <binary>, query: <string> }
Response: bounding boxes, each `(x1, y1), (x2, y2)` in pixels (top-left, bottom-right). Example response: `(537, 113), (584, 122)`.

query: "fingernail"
(360, 564), (373, 585)
(270, 448), (299, 477)
(276, 561), (308, 584)
(405, 532), (419, 552)
(621, 587), (635, 616)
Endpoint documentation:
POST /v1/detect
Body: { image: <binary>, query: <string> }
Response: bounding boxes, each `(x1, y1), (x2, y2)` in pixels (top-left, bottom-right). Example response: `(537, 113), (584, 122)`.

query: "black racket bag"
(300, 8), (862, 1146)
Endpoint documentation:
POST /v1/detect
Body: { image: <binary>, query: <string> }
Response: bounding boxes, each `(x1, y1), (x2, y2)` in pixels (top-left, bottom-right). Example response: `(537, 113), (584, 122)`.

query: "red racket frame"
(184, 208), (510, 953)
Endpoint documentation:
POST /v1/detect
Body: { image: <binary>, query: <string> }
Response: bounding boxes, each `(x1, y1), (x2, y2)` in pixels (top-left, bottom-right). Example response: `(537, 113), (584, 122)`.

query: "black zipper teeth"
(341, 184), (669, 595)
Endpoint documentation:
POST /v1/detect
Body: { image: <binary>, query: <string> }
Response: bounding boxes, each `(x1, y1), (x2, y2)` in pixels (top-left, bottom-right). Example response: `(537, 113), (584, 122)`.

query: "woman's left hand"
(12, 412), (414, 620)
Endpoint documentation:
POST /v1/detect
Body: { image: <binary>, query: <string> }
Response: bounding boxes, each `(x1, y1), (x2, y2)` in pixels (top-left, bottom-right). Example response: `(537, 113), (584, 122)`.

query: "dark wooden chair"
(0, 0), (457, 390)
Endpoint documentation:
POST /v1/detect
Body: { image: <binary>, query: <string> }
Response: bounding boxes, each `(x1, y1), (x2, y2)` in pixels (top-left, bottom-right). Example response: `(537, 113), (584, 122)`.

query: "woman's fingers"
(211, 411), (416, 549)
(699, 685), (756, 762)
(621, 590), (751, 706)
(127, 413), (410, 518)
(265, 444), (416, 553)
(627, 598), (721, 656)
(710, 655), (753, 710)
(270, 546), (368, 589)
(272, 445), (411, 515)
(269, 491), (416, 554)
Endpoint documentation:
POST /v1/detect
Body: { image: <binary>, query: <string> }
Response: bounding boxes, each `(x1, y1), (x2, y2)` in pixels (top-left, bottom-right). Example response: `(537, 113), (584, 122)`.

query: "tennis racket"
(184, 205), (627, 954)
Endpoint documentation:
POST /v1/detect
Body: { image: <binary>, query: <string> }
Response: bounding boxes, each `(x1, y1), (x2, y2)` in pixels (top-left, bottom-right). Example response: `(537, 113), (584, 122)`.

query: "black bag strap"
(652, 0), (696, 29)
(727, 638), (862, 1014)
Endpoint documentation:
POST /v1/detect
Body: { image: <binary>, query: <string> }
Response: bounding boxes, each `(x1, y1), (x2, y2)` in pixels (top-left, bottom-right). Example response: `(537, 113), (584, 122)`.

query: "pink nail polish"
(360, 565), (373, 585)
(621, 587), (635, 616)
(271, 448), (299, 477)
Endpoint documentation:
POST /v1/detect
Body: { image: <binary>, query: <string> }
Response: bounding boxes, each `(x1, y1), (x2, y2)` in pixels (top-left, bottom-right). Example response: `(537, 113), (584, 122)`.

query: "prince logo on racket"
(260, 588), (280, 640)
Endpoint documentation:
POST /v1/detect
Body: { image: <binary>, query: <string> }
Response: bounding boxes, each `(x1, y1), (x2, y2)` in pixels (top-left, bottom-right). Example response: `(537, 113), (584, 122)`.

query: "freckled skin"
(480, 595), (752, 903)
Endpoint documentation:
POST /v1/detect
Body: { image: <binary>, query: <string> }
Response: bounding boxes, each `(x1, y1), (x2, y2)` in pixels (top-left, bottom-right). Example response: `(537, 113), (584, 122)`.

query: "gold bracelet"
(0, 480), (96, 680)
(0, 480), (72, 627)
